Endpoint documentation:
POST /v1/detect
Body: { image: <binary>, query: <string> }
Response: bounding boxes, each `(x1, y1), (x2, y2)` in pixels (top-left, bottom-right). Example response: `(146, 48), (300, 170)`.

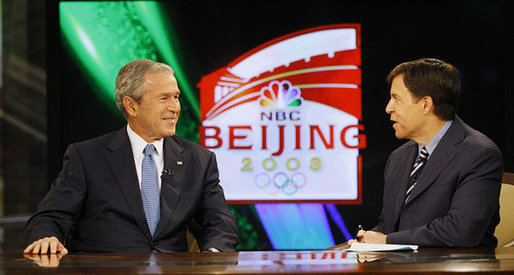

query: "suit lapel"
(404, 117), (465, 205)
(392, 142), (417, 228)
(105, 127), (151, 239)
(154, 136), (186, 237)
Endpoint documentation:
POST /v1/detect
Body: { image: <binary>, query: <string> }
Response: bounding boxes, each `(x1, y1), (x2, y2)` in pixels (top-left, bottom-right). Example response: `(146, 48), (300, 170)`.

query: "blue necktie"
(141, 144), (160, 236)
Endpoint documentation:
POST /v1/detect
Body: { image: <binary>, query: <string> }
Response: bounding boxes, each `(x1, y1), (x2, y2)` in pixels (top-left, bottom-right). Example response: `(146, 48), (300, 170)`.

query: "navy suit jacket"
(377, 116), (503, 247)
(24, 127), (239, 252)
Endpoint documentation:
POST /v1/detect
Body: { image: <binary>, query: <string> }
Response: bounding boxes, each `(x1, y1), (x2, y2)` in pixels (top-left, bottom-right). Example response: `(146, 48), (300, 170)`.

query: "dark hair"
(387, 58), (460, 120)
(115, 59), (174, 117)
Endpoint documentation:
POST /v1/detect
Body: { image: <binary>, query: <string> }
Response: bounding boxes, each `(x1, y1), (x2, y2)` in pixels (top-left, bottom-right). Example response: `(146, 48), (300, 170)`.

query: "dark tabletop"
(2, 247), (514, 274)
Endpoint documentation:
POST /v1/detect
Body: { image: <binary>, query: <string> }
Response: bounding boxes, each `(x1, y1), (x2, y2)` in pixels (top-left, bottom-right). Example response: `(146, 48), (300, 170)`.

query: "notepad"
(348, 243), (418, 252)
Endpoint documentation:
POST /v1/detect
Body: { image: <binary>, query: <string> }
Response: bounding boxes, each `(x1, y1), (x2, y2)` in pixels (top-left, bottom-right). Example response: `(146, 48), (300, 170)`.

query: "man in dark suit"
(24, 59), (239, 254)
(355, 58), (503, 247)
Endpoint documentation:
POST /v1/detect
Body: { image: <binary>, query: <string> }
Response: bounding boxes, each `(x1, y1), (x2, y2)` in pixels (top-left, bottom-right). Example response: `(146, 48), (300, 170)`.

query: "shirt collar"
(418, 120), (452, 158)
(126, 124), (164, 159)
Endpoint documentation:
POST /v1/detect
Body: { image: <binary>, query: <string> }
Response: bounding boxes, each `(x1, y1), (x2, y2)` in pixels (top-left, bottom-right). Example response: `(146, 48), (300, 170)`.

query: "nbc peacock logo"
(258, 80), (303, 108)
(198, 24), (365, 203)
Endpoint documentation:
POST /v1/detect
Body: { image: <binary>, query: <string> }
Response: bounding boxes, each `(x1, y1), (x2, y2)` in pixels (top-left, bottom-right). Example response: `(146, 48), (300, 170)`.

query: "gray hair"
(114, 59), (174, 117)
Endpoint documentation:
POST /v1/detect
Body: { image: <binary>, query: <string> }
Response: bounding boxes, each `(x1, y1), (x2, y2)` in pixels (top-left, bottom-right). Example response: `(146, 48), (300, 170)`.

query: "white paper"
(348, 243), (418, 252)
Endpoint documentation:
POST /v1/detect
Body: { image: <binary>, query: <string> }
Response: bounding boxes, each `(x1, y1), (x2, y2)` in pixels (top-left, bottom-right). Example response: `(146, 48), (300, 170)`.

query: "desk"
(2, 248), (514, 274)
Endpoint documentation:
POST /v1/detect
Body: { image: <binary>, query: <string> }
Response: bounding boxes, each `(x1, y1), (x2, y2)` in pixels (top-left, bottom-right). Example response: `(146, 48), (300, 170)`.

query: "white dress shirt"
(416, 120), (453, 161)
(126, 124), (164, 191)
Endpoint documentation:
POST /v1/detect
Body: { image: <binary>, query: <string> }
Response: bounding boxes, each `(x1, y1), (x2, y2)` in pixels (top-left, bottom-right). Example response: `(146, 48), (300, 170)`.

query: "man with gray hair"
(24, 59), (239, 254)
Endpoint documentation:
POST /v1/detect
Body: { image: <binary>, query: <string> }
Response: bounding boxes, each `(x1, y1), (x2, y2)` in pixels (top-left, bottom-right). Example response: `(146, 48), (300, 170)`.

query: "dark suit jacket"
(377, 116), (503, 247)
(24, 127), (239, 252)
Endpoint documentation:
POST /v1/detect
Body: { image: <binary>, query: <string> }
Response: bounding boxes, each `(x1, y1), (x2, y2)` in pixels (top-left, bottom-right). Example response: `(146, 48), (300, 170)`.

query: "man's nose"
(168, 100), (180, 111)
(385, 101), (393, 114)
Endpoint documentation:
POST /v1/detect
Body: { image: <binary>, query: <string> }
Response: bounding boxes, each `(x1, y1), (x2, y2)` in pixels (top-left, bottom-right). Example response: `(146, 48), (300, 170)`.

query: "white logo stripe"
(205, 65), (359, 119)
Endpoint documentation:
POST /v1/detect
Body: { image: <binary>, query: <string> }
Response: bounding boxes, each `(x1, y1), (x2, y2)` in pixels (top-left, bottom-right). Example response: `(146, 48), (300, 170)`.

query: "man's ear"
(123, 96), (138, 118)
(421, 96), (434, 115)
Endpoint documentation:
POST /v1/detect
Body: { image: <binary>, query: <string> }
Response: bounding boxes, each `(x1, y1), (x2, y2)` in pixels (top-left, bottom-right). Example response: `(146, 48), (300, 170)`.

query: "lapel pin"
(177, 160), (183, 166)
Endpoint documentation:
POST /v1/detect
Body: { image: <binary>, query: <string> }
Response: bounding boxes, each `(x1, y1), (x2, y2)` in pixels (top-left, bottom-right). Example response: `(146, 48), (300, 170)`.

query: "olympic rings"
(254, 171), (307, 196)
(290, 172), (307, 188)
(255, 172), (279, 194)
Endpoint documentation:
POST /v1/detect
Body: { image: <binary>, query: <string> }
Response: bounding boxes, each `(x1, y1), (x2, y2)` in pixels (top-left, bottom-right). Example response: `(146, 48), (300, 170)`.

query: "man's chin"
(158, 128), (176, 138)
(167, 128), (176, 137)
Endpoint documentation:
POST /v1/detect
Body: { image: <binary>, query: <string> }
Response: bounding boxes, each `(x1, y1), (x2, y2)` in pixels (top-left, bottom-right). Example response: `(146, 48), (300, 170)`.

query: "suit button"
(152, 241), (159, 247)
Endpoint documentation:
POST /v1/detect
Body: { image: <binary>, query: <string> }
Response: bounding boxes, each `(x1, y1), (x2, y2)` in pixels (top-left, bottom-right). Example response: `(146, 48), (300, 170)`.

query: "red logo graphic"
(198, 24), (364, 203)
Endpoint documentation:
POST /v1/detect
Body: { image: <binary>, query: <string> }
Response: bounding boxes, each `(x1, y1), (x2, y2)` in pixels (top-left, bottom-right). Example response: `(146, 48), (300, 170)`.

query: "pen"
(356, 224), (364, 241)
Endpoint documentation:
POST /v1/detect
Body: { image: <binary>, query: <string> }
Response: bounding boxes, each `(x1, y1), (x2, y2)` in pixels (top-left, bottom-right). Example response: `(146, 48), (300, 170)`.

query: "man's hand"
(357, 230), (387, 244)
(348, 229), (387, 246)
(347, 239), (357, 246)
(23, 237), (68, 255)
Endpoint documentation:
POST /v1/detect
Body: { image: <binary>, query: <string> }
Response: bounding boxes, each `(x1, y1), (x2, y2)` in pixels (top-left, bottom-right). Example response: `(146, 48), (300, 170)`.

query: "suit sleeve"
(24, 144), (87, 245)
(194, 152), (239, 251)
(386, 145), (503, 247)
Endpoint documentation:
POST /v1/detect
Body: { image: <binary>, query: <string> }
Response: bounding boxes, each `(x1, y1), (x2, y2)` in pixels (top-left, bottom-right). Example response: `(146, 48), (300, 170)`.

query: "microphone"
(162, 169), (174, 177)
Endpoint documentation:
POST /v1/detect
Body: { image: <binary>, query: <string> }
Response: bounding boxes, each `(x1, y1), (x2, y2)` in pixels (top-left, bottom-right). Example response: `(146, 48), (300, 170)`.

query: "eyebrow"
(158, 90), (180, 96)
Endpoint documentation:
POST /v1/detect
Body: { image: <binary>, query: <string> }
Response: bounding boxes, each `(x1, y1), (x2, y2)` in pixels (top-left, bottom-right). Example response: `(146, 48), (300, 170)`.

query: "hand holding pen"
(356, 224), (364, 242)
(354, 225), (388, 244)
(347, 225), (365, 246)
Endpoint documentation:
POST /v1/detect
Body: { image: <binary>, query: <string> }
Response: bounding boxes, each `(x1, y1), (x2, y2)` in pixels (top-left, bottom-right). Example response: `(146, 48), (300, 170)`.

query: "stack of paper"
(348, 243), (418, 252)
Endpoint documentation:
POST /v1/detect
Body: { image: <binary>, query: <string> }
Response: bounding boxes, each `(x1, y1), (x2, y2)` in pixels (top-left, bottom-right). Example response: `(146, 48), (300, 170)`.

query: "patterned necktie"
(405, 147), (429, 203)
(141, 144), (160, 236)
